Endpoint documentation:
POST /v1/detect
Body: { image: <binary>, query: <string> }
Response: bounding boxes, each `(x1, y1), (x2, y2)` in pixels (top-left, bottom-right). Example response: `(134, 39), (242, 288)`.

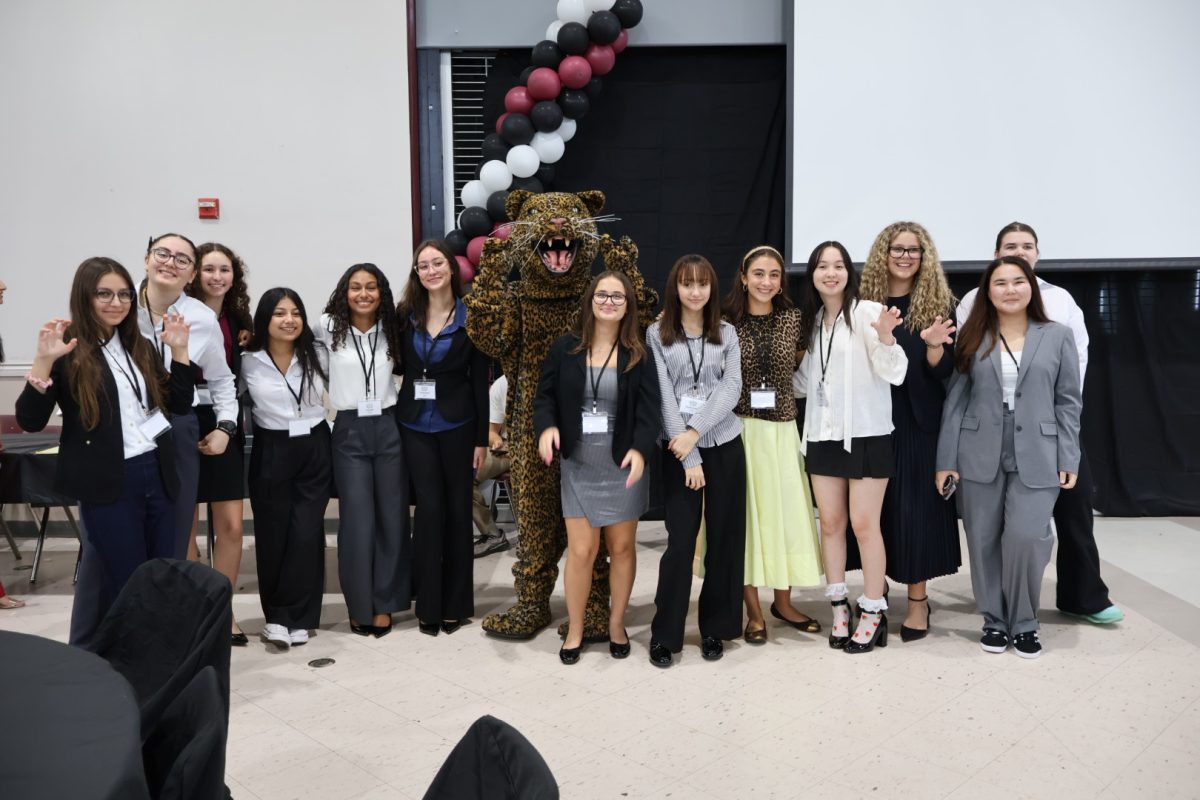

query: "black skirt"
(805, 435), (894, 479)
(195, 404), (246, 502)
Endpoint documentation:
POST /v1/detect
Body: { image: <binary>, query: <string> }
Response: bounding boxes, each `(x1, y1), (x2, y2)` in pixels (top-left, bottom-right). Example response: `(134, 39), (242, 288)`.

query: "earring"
(741, 284), (748, 292)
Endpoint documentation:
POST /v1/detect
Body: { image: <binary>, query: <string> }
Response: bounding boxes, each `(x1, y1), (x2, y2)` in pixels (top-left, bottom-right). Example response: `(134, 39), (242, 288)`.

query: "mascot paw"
(556, 608), (612, 643)
(482, 603), (551, 640)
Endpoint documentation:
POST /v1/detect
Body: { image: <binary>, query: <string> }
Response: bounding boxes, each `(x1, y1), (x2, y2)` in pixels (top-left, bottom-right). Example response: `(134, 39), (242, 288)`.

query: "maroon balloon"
(493, 222), (513, 241)
(526, 67), (562, 101)
(456, 255), (476, 282)
(495, 112), (510, 135)
(584, 44), (616, 76)
(611, 28), (629, 54)
(504, 86), (534, 115)
(558, 55), (593, 90)
(466, 236), (488, 266)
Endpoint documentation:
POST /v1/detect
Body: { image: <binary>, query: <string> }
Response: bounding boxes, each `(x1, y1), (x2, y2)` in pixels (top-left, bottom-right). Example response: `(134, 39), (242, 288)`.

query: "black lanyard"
(998, 333), (1021, 372)
(352, 323), (379, 399)
(684, 334), (705, 392)
(420, 305), (457, 379)
(102, 338), (147, 412)
(749, 312), (776, 387)
(588, 339), (620, 413)
(274, 359), (304, 417)
(819, 316), (839, 384)
(141, 289), (178, 363)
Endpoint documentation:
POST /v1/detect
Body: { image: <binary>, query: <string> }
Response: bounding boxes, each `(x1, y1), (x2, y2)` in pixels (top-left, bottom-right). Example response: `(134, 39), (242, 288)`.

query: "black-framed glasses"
(593, 291), (627, 306)
(889, 246), (923, 258)
(149, 247), (195, 269)
(95, 288), (136, 305)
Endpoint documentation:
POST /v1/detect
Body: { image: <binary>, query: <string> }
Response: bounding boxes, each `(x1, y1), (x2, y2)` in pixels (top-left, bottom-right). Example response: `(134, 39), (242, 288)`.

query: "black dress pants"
(249, 425), (332, 629)
(1053, 449), (1112, 614)
(400, 422), (475, 623)
(651, 436), (746, 651)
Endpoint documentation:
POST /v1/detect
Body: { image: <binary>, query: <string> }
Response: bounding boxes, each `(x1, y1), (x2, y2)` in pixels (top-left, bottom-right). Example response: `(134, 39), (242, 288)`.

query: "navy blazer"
(533, 334), (661, 464)
(395, 322), (489, 446)
(15, 351), (196, 503)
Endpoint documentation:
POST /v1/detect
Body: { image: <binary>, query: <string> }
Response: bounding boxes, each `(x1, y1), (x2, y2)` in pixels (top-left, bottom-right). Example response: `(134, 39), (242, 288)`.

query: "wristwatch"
(215, 420), (237, 437)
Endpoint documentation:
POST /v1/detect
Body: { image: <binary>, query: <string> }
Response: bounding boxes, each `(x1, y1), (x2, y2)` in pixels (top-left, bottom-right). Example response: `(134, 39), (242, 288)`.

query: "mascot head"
(505, 189), (605, 299)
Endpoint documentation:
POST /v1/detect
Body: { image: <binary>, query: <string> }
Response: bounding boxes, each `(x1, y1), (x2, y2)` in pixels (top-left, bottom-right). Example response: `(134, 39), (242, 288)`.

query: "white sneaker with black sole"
(1012, 631), (1042, 659)
(980, 628), (1009, 653)
(263, 623), (291, 648)
(289, 628), (309, 645)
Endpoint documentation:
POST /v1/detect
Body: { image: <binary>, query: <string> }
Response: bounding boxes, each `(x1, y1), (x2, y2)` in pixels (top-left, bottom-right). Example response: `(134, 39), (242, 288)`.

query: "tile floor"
(2, 518), (1199, 799)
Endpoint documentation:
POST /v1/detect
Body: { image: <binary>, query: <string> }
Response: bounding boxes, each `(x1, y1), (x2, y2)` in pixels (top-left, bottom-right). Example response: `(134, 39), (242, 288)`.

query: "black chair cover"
(143, 667), (232, 800)
(423, 715), (559, 800)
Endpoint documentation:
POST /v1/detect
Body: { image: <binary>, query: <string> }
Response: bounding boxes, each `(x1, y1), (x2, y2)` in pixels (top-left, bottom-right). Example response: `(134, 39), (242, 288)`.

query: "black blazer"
(15, 351), (195, 504)
(395, 321), (488, 446)
(533, 334), (661, 464)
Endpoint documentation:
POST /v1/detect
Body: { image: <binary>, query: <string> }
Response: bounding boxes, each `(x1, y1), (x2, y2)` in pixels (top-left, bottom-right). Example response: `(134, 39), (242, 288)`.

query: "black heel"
(828, 598), (851, 649)
(418, 621), (440, 637)
(900, 596), (931, 643)
(845, 611), (888, 654)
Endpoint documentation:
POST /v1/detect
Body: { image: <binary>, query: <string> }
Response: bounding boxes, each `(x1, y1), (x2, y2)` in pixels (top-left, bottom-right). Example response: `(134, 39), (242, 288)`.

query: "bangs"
(676, 259), (716, 288)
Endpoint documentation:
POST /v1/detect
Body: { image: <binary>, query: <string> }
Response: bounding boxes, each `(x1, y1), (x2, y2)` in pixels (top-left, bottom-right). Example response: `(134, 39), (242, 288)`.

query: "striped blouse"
(646, 319), (743, 469)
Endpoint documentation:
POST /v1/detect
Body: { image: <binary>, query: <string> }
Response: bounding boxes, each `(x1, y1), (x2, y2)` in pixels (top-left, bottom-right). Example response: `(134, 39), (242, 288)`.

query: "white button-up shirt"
(137, 292), (238, 422)
(101, 335), (158, 459)
(313, 314), (398, 412)
(240, 348), (329, 432)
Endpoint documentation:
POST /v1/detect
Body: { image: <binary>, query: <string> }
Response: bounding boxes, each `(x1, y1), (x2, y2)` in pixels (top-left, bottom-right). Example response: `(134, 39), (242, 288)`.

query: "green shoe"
(1064, 604), (1125, 625)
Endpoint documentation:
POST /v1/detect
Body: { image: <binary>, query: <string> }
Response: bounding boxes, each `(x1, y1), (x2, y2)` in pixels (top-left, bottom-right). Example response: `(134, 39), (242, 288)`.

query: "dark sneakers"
(1013, 631), (1043, 659)
(980, 628), (1010, 653)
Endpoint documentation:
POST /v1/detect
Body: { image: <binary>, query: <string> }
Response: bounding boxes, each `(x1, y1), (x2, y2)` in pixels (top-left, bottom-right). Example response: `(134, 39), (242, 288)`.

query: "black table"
(0, 432), (82, 583)
(0, 631), (150, 799)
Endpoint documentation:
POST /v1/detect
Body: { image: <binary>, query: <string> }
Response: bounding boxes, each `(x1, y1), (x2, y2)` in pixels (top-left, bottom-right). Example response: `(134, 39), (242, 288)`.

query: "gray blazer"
(936, 321), (1082, 489)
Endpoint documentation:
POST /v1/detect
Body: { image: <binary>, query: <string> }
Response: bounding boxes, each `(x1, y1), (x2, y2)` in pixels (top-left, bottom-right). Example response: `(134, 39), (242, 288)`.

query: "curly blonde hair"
(859, 221), (955, 332)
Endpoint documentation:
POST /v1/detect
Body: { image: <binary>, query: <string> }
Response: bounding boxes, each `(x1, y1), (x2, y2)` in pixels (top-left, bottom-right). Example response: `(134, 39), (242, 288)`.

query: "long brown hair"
(67, 257), (167, 430)
(187, 242), (253, 334)
(397, 239), (463, 329)
(954, 256), (1050, 373)
(571, 270), (645, 371)
(659, 254), (723, 347)
(721, 244), (792, 325)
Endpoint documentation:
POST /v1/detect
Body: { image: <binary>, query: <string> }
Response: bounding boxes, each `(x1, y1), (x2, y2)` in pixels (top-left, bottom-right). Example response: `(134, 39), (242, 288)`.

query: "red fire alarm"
(198, 198), (220, 220)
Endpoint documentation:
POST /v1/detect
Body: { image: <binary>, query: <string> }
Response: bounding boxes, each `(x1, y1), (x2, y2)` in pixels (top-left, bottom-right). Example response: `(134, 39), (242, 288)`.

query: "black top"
(889, 295), (956, 434)
(395, 323), (489, 446)
(15, 351), (195, 503)
(533, 334), (661, 464)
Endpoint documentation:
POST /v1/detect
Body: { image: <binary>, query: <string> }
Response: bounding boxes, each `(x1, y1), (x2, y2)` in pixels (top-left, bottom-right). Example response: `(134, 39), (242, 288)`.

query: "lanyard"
(684, 334), (705, 391)
(141, 289), (178, 363)
(274, 359), (304, 417)
(998, 333), (1021, 372)
(351, 323), (379, 399)
(102, 338), (147, 411)
(749, 312), (776, 387)
(819, 316), (839, 384)
(420, 304), (457, 379)
(588, 339), (620, 414)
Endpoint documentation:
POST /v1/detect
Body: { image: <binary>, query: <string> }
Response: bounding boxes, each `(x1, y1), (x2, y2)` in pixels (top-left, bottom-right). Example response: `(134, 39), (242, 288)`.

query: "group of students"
(12, 220), (1118, 664)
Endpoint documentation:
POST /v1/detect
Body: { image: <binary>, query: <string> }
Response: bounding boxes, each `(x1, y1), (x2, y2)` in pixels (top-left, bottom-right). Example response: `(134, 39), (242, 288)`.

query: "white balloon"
(506, 144), (540, 179)
(556, 118), (578, 143)
(531, 131), (566, 165)
(585, 0), (614, 11)
(460, 179), (489, 210)
(556, 0), (588, 25)
(479, 159), (513, 193)
(546, 20), (564, 41)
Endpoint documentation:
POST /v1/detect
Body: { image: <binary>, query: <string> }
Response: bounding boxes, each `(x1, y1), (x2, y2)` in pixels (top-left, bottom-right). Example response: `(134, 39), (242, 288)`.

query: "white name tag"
(750, 389), (777, 410)
(289, 419), (312, 438)
(357, 398), (383, 417)
(138, 409), (172, 440)
(678, 394), (706, 415)
(414, 379), (437, 400)
(815, 382), (829, 407)
(582, 411), (608, 434)
(194, 387), (213, 405)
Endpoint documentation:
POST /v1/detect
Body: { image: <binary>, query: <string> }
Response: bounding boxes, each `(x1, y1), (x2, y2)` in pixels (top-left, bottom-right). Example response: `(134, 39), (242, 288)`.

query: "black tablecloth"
(0, 432), (75, 506)
(0, 631), (150, 799)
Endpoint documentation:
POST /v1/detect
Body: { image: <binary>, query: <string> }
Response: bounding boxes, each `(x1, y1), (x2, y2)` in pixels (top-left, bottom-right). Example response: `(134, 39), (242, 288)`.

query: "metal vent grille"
(449, 51), (497, 219)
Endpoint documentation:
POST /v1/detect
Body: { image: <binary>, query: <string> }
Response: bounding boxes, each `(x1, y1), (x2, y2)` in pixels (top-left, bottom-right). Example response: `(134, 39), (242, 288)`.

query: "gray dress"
(560, 366), (649, 527)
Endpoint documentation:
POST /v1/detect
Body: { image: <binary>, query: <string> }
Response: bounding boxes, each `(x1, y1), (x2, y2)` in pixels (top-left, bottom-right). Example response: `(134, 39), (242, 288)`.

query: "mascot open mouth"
(536, 235), (579, 273)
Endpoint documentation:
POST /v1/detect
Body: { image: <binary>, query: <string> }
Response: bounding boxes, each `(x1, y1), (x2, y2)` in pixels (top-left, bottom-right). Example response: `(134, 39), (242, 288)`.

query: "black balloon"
(585, 77), (603, 99)
(500, 113), (535, 145)
(557, 22), (590, 55)
(587, 11), (621, 44)
(510, 176), (544, 193)
(535, 163), (556, 187)
(530, 100), (564, 132)
(518, 65), (535, 85)
(486, 190), (510, 222)
(612, 0), (643, 28)
(459, 206), (493, 239)
(559, 89), (590, 119)
(531, 39), (563, 68)
(445, 229), (469, 256)
(481, 132), (509, 163)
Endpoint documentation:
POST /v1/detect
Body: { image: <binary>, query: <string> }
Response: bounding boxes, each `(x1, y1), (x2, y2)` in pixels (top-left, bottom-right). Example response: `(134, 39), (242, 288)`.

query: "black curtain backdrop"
(485, 46), (787, 303)
(946, 270), (1200, 516)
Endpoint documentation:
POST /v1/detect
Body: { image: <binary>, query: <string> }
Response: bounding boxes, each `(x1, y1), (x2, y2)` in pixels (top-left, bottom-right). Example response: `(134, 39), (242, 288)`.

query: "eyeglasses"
(149, 247), (195, 269)
(415, 258), (448, 274)
(593, 291), (626, 306)
(95, 289), (136, 305)
(889, 246), (923, 258)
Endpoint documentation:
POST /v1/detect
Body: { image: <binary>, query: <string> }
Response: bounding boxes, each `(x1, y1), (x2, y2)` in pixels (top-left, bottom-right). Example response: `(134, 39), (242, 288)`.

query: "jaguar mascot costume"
(466, 188), (657, 640)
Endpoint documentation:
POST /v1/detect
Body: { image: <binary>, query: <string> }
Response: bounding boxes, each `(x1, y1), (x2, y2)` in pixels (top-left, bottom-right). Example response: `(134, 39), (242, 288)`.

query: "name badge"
(138, 409), (172, 440)
(678, 394), (706, 415)
(289, 419), (312, 438)
(815, 382), (829, 407)
(194, 387), (213, 405)
(357, 398), (383, 417)
(750, 389), (777, 410)
(582, 411), (608, 434)
(414, 379), (437, 400)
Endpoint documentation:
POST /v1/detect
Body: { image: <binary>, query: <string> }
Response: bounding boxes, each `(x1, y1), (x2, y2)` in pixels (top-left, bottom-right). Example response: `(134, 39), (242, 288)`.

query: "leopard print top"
(732, 307), (804, 422)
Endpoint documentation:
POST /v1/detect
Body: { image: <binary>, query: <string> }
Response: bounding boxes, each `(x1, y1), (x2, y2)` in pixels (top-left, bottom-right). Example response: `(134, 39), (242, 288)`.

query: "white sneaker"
(263, 623), (291, 647)
(289, 628), (309, 645)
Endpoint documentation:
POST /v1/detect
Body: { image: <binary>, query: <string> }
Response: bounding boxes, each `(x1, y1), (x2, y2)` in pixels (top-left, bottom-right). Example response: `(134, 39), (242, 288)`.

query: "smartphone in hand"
(941, 474), (958, 500)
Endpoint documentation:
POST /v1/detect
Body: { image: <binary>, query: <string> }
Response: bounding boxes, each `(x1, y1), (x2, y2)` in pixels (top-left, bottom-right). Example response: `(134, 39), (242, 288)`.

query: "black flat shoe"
(559, 643), (582, 665)
(900, 596), (931, 643)
(441, 619), (465, 635)
(231, 631), (249, 647)
(418, 621), (440, 637)
(829, 598), (851, 649)
(769, 603), (822, 633)
(648, 640), (673, 668)
(349, 622), (376, 637)
(701, 636), (723, 661)
(609, 628), (631, 659)
(844, 611), (888, 654)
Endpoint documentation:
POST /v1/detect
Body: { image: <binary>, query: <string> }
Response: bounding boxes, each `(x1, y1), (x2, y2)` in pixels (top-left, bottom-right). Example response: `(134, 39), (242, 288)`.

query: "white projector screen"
(790, 1), (1200, 264)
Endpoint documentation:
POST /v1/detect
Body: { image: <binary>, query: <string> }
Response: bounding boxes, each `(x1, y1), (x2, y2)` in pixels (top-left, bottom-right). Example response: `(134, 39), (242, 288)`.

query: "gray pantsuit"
(332, 409), (411, 621)
(937, 322), (1082, 635)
